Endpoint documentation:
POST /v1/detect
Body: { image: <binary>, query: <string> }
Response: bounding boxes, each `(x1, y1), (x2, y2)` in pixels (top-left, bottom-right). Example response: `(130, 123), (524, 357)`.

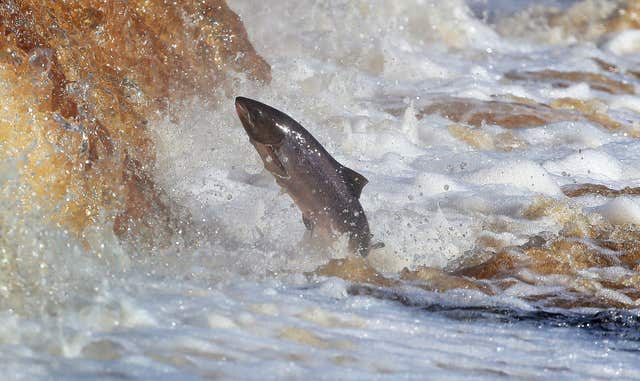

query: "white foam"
(543, 82), (592, 100)
(604, 29), (640, 55)
(543, 149), (623, 182)
(596, 196), (640, 226)
(609, 95), (640, 114)
(383, 41), (454, 81)
(414, 172), (467, 196)
(464, 159), (562, 196)
(518, 121), (614, 149)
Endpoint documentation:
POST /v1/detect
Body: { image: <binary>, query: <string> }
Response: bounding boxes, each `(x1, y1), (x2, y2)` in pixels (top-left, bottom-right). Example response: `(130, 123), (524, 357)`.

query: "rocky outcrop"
(0, 1), (270, 249)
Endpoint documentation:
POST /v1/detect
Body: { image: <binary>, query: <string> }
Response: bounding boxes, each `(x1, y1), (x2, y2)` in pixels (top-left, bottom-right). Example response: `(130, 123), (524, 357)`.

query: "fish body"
(235, 97), (370, 256)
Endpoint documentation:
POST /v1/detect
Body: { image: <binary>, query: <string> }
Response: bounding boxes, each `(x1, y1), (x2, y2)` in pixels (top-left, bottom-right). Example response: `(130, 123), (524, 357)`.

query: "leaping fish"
(235, 97), (371, 256)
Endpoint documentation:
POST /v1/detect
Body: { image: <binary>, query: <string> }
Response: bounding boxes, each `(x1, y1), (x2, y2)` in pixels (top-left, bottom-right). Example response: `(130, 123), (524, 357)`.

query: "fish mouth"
(235, 98), (253, 129)
(235, 97), (284, 145)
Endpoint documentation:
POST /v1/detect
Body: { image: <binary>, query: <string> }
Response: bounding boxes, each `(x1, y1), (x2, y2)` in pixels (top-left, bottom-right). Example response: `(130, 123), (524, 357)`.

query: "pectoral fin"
(253, 142), (289, 179)
(339, 165), (368, 198)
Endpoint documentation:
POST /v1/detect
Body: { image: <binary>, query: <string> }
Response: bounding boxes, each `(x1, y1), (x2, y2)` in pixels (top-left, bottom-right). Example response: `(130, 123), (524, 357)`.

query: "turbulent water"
(4, 0), (640, 380)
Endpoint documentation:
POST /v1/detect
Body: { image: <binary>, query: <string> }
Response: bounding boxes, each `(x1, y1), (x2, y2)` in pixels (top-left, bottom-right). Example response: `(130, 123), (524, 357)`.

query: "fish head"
(235, 97), (289, 145)
(236, 97), (295, 179)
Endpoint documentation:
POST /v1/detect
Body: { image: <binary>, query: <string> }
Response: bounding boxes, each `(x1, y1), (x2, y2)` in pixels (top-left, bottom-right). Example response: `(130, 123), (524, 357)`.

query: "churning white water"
(3, 1), (640, 380)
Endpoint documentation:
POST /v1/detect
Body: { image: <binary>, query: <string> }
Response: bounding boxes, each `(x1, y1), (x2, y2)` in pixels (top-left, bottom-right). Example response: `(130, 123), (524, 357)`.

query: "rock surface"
(0, 0), (270, 249)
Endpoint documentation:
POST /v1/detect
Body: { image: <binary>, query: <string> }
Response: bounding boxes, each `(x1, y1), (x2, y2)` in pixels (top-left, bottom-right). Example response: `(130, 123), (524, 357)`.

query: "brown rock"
(418, 96), (582, 128)
(550, 97), (630, 135)
(312, 256), (397, 287)
(401, 266), (494, 295)
(562, 183), (640, 198)
(455, 250), (518, 280)
(606, 1), (640, 32)
(0, 0), (270, 249)
(505, 70), (634, 95)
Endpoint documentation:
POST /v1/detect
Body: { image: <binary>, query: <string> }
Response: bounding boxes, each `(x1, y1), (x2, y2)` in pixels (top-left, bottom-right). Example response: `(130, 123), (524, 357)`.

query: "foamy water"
(4, 0), (640, 379)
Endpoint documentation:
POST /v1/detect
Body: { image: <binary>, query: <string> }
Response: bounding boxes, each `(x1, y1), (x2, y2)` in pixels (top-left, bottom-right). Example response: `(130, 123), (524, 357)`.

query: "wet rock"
(606, 1), (640, 33)
(312, 256), (397, 287)
(394, 94), (632, 137)
(495, 0), (628, 44)
(400, 266), (494, 295)
(562, 183), (640, 198)
(455, 250), (519, 280)
(457, 196), (640, 308)
(0, 0), (270, 249)
(447, 124), (526, 151)
(550, 98), (630, 135)
(505, 70), (634, 95)
(420, 96), (583, 128)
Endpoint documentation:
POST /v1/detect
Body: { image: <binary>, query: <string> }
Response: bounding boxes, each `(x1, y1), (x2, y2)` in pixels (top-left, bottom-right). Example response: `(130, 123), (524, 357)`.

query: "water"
(3, 0), (640, 379)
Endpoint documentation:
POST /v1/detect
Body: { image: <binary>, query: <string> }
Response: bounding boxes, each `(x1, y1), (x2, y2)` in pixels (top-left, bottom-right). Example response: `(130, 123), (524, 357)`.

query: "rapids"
(2, 0), (640, 379)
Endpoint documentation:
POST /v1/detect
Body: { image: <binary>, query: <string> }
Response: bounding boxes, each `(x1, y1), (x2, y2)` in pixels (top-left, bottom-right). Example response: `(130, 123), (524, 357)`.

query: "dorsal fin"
(340, 165), (368, 198)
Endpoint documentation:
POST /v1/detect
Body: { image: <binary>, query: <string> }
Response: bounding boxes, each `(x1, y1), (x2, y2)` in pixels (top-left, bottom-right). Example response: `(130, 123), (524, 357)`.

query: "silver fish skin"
(235, 96), (370, 256)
